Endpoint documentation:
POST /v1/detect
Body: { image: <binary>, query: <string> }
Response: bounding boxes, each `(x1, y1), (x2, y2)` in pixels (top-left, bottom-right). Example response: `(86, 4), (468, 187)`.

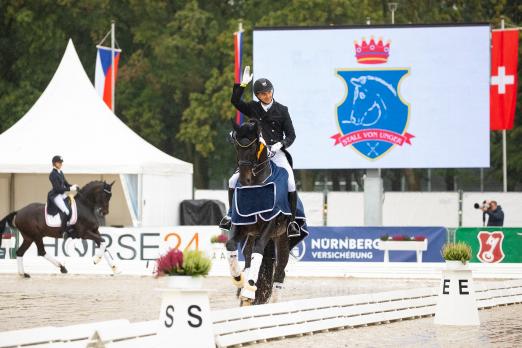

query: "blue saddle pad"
(235, 183), (275, 216)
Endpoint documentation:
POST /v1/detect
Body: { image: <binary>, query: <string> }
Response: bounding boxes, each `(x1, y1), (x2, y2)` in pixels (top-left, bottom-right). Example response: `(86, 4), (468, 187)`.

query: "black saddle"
(46, 196), (72, 216)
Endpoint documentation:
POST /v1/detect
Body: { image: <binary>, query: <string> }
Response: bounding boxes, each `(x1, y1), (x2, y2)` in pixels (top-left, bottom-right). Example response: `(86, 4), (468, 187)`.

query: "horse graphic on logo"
(477, 231), (505, 263)
(331, 37), (414, 160)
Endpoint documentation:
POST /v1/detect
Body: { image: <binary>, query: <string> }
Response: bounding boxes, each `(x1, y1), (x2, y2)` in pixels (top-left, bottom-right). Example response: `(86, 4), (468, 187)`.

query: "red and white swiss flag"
(490, 30), (519, 130)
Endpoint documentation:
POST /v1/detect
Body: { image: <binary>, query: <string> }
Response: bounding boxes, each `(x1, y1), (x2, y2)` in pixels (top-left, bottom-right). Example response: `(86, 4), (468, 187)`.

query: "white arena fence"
(2, 279), (522, 348)
(195, 190), (522, 227)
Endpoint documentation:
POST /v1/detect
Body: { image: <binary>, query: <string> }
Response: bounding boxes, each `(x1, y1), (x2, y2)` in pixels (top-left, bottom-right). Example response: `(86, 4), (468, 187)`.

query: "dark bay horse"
(0, 180), (115, 277)
(226, 121), (291, 305)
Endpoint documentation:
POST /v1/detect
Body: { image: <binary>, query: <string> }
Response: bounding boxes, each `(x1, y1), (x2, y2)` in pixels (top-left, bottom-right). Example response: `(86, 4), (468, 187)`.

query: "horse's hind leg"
(271, 236), (290, 303)
(15, 238), (33, 278)
(34, 238), (67, 274)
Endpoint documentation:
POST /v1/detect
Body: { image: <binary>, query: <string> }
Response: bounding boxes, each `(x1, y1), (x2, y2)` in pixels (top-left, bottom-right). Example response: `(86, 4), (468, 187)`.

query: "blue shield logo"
(333, 69), (412, 159)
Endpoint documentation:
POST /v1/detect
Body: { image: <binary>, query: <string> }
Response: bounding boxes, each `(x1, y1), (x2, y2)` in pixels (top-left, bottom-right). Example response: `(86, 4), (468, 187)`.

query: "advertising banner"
(292, 226), (447, 262)
(0, 226), (447, 277)
(0, 226), (221, 275)
(455, 227), (522, 263)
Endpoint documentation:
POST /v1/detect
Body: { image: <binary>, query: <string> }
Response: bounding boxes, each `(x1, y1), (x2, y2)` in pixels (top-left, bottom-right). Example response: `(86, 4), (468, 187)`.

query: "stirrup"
(219, 216), (232, 231)
(287, 221), (300, 238)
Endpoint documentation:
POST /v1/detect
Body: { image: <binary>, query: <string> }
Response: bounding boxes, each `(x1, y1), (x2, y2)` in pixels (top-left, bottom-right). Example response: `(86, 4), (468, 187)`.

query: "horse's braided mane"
(79, 180), (104, 194)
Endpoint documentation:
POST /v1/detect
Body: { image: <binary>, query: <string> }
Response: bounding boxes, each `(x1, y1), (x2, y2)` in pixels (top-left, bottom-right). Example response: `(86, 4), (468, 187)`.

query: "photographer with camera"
(474, 200), (504, 227)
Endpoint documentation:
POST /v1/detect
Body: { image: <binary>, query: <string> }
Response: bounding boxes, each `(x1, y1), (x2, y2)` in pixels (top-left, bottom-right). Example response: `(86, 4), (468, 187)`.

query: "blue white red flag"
(234, 30), (243, 124)
(95, 45), (121, 110)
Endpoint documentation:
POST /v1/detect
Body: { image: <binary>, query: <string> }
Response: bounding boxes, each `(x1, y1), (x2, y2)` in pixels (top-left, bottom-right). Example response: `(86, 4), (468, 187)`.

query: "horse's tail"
(0, 212), (17, 248)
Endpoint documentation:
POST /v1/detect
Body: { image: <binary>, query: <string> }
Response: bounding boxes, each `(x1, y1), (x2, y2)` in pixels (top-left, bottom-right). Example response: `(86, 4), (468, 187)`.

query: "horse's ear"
(350, 76), (367, 87)
(109, 180), (115, 187)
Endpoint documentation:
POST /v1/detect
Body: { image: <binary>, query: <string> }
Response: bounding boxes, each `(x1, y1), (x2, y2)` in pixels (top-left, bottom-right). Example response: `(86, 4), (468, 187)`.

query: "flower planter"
(378, 239), (428, 263)
(444, 260), (470, 271)
(166, 275), (204, 289)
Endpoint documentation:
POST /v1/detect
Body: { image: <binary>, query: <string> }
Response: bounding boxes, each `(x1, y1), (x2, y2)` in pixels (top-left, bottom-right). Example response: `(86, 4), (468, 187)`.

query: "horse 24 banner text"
(253, 24), (490, 169)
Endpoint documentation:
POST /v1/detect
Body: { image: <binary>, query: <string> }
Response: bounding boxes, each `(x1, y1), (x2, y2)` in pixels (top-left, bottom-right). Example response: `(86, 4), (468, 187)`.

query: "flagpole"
(111, 20), (115, 113)
(501, 18), (507, 192)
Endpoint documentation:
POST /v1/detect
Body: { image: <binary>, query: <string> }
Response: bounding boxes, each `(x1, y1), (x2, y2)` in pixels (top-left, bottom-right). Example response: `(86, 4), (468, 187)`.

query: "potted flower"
(210, 232), (228, 260)
(441, 242), (472, 270)
(210, 233), (228, 244)
(155, 248), (212, 289)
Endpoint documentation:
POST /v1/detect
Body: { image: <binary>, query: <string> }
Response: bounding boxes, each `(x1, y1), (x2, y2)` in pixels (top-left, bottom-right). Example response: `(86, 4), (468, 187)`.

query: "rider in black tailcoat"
(220, 66), (300, 237)
(47, 155), (78, 238)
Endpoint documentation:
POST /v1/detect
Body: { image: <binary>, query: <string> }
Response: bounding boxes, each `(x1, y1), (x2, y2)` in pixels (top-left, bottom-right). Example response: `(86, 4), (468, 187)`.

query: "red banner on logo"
(331, 129), (414, 147)
(490, 30), (519, 131)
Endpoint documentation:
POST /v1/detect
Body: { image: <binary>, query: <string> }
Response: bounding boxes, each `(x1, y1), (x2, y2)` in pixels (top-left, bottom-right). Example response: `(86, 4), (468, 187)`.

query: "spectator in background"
(482, 200), (504, 227)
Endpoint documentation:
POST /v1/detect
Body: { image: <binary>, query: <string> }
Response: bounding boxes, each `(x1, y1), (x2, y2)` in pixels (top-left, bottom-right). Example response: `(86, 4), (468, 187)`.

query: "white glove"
(70, 184), (79, 192)
(240, 66), (253, 86)
(270, 142), (283, 153)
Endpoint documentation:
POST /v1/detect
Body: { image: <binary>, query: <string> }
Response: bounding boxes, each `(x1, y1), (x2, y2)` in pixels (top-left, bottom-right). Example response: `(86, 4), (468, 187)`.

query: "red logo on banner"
(477, 231), (505, 263)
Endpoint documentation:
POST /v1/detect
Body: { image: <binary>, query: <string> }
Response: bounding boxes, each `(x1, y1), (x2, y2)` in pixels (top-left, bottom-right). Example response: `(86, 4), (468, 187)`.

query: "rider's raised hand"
(270, 142), (283, 153)
(240, 66), (253, 87)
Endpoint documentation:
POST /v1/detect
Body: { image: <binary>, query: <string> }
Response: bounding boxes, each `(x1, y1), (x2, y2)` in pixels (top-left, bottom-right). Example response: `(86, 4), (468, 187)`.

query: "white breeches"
(53, 194), (69, 215)
(228, 151), (296, 192)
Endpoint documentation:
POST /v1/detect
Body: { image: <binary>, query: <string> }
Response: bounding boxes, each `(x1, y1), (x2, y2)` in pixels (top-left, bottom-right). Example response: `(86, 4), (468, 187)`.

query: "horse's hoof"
(240, 286), (256, 300)
(111, 265), (121, 274)
(60, 265), (68, 274)
(240, 297), (253, 307)
(93, 256), (102, 265)
(232, 273), (244, 288)
(19, 273), (30, 278)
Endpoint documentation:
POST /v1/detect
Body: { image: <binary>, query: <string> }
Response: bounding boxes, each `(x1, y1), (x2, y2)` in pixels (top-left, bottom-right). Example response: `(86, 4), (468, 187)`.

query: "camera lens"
(474, 203), (480, 209)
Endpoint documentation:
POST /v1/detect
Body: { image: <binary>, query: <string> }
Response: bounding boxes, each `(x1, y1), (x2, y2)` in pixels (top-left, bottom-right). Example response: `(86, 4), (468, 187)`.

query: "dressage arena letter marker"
(156, 280), (214, 348)
(434, 264), (480, 326)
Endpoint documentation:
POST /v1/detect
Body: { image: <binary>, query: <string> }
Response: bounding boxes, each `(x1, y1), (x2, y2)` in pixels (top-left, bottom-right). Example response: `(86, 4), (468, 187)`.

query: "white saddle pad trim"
(45, 199), (78, 228)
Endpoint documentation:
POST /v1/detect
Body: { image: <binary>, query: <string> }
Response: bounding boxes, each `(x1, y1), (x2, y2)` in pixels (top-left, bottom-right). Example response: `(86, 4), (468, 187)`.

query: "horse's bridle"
(233, 134), (270, 177)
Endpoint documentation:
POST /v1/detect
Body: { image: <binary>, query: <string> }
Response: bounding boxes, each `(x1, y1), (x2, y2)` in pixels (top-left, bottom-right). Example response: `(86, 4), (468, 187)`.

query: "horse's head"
(78, 180), (114, 215)
(232, 120), (268, 186)
(348, 76), (396, 127)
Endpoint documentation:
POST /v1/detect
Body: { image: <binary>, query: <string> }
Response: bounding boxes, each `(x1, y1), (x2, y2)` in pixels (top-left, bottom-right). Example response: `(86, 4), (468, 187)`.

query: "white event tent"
(0, 40), (193, 226)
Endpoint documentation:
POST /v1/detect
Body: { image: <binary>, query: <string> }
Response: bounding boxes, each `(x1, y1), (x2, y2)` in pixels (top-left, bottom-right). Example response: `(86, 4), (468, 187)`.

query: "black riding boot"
(219, 188), (235, 231)
(59, 211), (69, 239)
(287, 191), (300, 237)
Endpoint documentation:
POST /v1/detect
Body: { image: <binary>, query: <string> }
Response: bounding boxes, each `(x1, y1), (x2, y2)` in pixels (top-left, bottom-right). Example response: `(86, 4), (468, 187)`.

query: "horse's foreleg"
(241, 228), (271, 300)
(35, 238), (67, 274)
(15, 238), (33, 278)
(225, 226), (244, 287)
(88, 231), (120, 274)
(93, 239), (106, 264)
(271, 236), (290, 303)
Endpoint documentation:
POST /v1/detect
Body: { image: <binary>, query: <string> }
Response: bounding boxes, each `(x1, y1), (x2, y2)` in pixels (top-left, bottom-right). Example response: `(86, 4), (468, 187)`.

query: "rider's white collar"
(261, 99), (273, 112)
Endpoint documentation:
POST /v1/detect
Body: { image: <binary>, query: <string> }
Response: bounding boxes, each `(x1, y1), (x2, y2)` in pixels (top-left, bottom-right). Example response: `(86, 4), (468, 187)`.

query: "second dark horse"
(0, 180), (115, 277)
